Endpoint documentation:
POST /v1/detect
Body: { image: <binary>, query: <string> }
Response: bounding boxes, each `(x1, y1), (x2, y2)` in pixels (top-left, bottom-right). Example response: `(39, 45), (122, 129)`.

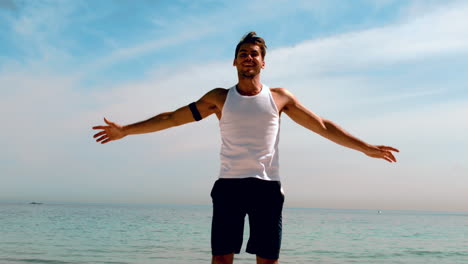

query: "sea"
(0, 202), (467, 264)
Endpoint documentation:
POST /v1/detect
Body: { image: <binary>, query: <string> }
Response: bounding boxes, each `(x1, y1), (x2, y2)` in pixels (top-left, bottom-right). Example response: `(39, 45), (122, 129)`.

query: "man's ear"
(233, 58), (236, 66)
(262, 60), (265, 69)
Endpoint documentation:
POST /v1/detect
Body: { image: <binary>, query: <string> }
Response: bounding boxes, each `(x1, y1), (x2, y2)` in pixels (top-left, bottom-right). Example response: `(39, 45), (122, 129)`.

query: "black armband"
(189, 102), (202, 121)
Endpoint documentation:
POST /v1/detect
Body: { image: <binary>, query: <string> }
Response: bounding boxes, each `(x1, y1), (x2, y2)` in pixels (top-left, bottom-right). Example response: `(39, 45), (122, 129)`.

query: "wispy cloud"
(266, 2), (468, 79)
(0, 1), (467, 209)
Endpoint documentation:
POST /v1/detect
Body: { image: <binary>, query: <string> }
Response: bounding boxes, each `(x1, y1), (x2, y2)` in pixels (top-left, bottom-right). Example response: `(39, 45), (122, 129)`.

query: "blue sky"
(1, 0), (467, 211)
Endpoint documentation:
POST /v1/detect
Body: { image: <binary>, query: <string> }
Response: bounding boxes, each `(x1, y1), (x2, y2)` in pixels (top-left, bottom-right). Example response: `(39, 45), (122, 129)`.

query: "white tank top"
(219, 84), (281, 181)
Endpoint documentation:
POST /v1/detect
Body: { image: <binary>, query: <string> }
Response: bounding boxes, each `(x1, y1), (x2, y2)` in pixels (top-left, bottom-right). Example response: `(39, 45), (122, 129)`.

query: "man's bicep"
(194, 99), (219, 119)
(171, 105), (201, 125)
(284, 100), (326, 134)
(174, 88), (225, 123)
(194, 88), (226, 119)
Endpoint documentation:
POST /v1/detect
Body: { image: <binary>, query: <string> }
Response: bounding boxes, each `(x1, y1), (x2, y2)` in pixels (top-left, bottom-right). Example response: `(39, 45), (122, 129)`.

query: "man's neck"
(236, 76), (262, 96)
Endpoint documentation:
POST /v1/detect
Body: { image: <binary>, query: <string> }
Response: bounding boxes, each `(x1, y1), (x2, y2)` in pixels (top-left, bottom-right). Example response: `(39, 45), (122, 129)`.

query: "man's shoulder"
(269, 87), (297, 109)
(201, 88), (229, 104)
(270, 87), (292, 97)
(208, 87), (229, 97)
(211, 87), (230, 93)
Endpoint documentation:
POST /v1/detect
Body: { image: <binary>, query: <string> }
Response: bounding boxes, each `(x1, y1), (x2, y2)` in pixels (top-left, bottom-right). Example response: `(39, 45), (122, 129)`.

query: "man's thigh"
(246, 179), (284, 260)
(211, 179), (247, 256)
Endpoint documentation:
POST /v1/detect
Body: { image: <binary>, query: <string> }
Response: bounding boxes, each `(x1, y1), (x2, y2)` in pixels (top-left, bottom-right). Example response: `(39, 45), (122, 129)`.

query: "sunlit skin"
(92, 41), (399, 264)
(93, 42), (399, 163)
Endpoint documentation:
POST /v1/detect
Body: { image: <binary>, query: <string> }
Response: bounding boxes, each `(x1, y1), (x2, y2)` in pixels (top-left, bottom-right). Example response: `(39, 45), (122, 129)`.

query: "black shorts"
(210, 178), (285, 260)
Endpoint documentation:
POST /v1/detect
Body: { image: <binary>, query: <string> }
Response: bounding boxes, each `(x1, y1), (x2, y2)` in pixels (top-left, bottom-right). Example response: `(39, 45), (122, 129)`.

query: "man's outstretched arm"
(277, 88), (399, 162)
(92, 88), (224, 144)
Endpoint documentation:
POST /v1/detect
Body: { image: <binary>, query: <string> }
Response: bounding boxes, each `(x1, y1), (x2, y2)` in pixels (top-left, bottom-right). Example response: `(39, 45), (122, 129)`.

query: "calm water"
(0, 202), (467, 264)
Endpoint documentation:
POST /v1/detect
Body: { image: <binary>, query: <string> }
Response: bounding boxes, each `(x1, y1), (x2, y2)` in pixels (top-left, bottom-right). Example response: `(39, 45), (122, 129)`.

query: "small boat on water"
(29, 202), (43, 205)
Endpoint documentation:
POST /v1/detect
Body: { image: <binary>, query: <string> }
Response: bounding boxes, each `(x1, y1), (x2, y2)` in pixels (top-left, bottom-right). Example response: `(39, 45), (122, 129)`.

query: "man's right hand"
(92, 118), (126, 144)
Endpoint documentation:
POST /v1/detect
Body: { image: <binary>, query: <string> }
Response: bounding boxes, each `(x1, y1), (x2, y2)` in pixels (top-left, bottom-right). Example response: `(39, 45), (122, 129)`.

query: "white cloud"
(7, 1), (79, 57)
(1, 1), (467, 210)
(266, 1), (468, 80)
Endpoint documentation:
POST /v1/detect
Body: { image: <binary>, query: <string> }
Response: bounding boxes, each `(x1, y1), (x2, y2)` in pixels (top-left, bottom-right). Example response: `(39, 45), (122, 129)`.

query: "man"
(92, 32), (399, 264)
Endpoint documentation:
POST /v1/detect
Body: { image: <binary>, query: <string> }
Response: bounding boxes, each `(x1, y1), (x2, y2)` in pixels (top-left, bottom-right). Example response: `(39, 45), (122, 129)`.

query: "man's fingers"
(93, 118), (120, 144)
(96, 135), (108, 142)
(384, 151), (397, 162)
(92, 125), (108, 130)
(379, 145), (399, 153)
(104, 117), (113, 126)
(93, 131), (106, 138)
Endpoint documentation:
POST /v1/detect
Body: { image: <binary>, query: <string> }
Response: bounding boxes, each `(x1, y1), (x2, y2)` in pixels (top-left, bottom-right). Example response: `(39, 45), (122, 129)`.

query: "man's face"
(233, 43), (265, 78)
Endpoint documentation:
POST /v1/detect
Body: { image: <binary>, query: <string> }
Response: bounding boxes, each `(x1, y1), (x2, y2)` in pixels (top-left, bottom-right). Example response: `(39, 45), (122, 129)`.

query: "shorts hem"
(212, 249), (241, 256)
(246, 249), (279, 260)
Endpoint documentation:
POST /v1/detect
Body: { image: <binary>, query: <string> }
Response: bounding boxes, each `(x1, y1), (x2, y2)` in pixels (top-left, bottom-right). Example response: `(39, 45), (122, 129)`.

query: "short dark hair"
(234, 32), (267, 59)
